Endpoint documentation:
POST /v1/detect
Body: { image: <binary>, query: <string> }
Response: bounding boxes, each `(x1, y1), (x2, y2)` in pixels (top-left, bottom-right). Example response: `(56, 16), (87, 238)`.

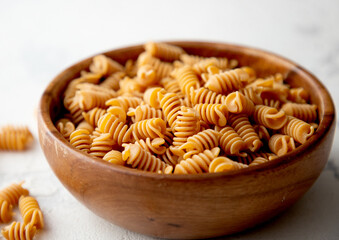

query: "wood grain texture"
(37, 41), (336, 239)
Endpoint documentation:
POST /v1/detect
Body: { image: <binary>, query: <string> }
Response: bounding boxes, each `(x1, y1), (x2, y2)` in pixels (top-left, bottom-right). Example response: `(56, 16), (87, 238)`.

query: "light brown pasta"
(19, 196), (44, 229)
(217, 126), (247, 157)
(106, 96), (142, 112)
(0, 183), (29, 206)
(228, 114), (262, 152)
(253, 105), (287, 130)
(56, 118), (75, 140)
(0, 126), (33, 151)
(174, 147), (220, 174)
(192, 58), (218, 75)
(89, 54), (124, 76)
(160, 77), (185, 99)
(237, 152), (277, 165)
(268, 134), (296, 156)
(239, 87), (263, 105)
(253, 124), (271, 142)
(135, 138), (167, 155)
(280, 116), (314, 144)
(204, 68), (250, 94)
(0, 198), (12, 223)
(103, 150), (125, 165)
(225, 91), (255, 115)
(89, 133), (115, 158)
(82, 107), (107, 127)
(159, 92), (182, 129)
(281, 102), (317, 122)
(100, 71), (125, 91)
(69, 129), (92, 153)
(249, 157), (270, 166)
(143, 87), (166, 109)
(209, 157), (248, 173)
(193, 103), (228, 127)
(67, 96), (84, 124)
(288, 87), (309, 103)
(122, 143), (170, 173)
(1, 222), (36, 240)
(174, 66), (200, 95)
(188, 87), (226, 105)
(127, 104), (165, 123)
(77, 88), (116, 111)
(129, 118), (167, 141)
(144, 42), (185, 61)
(136, 64), (157, 87)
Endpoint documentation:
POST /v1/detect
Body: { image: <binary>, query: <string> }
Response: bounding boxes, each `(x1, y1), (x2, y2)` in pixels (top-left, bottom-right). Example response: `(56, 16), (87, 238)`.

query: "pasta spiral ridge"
(225, 91), (255, 115)
(188, 87), (226, 105)
(77, 89), (116, 111)
(68, 96), (84, 124)
(127, 104), (165, 123)
(228, 114), (263, 152)
(158, 148), (181, 166)
(249, 157), (270, 166)
(106, 96), (142, 112)
(193, 103), (228, 127)
(0, 198), (12, 223)
(135, 138), (167, 155)
(1, 222), (36, 240)
(204, 68), (249, 94)
(100, 71), (125, 91)
(209, 157), (248, 173)
(19, 196), (44, 229)
(69, 129), (92, 153)
(237, 152), (277, 165)
(89, 133), (115, 158)
(138, 53), (174, 81)
(239, 87), (263, 105)
(0, 126), (33, 151)
(159, 92), (182, 129)
(97, 113), (132, 145)
(89, 54), (124, 76)
(174, 147), (220, 174)
(144, 42), (185, 61)
(160, 77), (185, 99)
(281, 102), (317, 123)
(129, 118), (167, 141)
(56, 118), (75, 141)
(268, 134), (296, 156)
(175, 66), (200, 95)
(280, 116), (314, 144)
(103, 150), (125, 165)
(288, 88), (309, 103)
(217, 126), (247, 157)
(253, 105), (287, 130)
(0, 183), (29, 206)
(122, 143), (170, 173)
(82, 107), (107, 127)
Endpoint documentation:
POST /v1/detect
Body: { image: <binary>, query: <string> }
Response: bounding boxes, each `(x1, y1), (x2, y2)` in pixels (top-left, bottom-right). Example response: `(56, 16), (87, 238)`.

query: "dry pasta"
(55, 41), (318, 174)
(1, 222), (36, 240)
(19, 196), (44, 229)
(0, 183), (29, 206)
(0, 126), (33, 151)
(0, 198), (12, 223)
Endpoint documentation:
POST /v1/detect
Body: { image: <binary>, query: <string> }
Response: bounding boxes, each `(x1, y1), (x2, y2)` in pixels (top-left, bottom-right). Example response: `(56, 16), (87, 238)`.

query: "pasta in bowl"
(38, 41), (335, 239)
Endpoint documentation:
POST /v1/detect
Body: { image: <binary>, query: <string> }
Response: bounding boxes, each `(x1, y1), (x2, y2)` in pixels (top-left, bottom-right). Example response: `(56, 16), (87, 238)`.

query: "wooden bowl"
(37, 41), (336, 239)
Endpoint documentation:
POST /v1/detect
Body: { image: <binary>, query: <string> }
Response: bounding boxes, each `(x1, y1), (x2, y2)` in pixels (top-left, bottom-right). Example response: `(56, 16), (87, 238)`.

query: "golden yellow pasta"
(0, 126), (33, 151)
(281, 102), (317, 122)
(0, 198), (12, 223)
(19, 196), (44, 229)
(0, 183), (29, 206)
(56, 41), (318, 174)
(209, 156), (248, 173)
(103, 150), (125, 165)
(174, 148), (220, 174)
(1, 222), (36, 240)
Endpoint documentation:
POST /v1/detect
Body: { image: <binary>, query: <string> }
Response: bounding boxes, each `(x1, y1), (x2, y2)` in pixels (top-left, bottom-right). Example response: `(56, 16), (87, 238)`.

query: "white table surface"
(1, 0), (338, 239)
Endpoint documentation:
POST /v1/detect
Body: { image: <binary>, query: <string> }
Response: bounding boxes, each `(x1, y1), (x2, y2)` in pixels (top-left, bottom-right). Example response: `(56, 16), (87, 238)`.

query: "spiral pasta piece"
(249, 157), (270, 166)
(19, 196), (44, 229)
(209, 157), (248, 173)
(237, 152), (277, 165)
(225, 91), (255, 115)
(97, 113), (132, 145)
(180, 54), (238, 70)
(239, 87), (263, 105)
(281, 103), (317, 123)
(77, 89), (116, 111)
(228, 114), (262, 152)
(129, 118), (166, 141)
(263, 98), (281, 109)
(193, 103), (228, 127)
(188, 87), (226, 105)
(253, 124), (271, 142)
(89, 133), (115, 158)
(127, 104), (165, 123)
(174, 147), (220, 174)
(89, 54), (124, 76)
(174, 66), (200, 95)
(158, 148), (181, 166)
(217, 126), (247, 157)
(160, 77), (184, 98)
(0, 183), (29, 206)
(1, 222), (36, 240)
(172, 106), (200, 150)
(103, 150), (125, 165)
(144, 42), (185, 61)
(288, 87), (309, 103)
(0, 198), (12, 223)
(76, 120), (94, 133)
(192, 58), (218, 75)
(100, 71), (125, 91)
(56, 118), (75, 140)
(0, 126), (33, 151)
(143, 87), (166, 109)
(69, 129), (91, 153)
(135, 138), (166, 155)
(280, 116), (314, 144)
(137, 52), (174, 81)
(180, 129), (220, 159)
(253, 105), (287, 130)
(67, 96), (84, 124)
(158, 92), (182, 129)
(268, 134), (296, 156)
(106, 96), (142, 112)
(122, 143), (169, 173)
(82, 107), (106, 127)
(136, 64), (157, 87)
(204, 68), (250, 94)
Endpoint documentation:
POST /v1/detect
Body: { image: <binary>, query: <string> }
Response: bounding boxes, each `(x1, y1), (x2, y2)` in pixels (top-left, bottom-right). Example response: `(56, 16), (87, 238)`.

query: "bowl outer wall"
(38, 41), (336, 239)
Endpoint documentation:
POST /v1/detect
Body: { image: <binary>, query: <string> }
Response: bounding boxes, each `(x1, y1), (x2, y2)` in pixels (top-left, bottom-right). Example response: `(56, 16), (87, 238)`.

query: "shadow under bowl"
(37, 41), (336, 239)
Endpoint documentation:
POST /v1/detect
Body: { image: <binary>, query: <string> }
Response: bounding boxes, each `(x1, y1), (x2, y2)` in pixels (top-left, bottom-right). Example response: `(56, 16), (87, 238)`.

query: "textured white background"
(0, 0), (339, 239)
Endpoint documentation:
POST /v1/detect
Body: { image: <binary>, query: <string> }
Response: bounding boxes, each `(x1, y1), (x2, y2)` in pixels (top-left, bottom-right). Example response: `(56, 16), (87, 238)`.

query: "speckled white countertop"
(0, 0), (338, 239)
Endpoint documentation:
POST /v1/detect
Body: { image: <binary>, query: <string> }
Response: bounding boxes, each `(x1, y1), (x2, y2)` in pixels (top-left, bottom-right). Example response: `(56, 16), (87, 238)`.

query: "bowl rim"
(38, 40), (336, 180)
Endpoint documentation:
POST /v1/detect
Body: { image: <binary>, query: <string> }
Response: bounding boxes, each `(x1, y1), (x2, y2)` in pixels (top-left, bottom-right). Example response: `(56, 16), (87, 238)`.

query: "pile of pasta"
(56, 41), (318, 174)
(0, 182), (44, 240)
(0, 126), (33, 151)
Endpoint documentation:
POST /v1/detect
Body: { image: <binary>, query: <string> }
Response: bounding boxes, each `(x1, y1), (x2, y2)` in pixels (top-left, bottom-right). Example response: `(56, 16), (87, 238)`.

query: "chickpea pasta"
(55, 41), (318, 174)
